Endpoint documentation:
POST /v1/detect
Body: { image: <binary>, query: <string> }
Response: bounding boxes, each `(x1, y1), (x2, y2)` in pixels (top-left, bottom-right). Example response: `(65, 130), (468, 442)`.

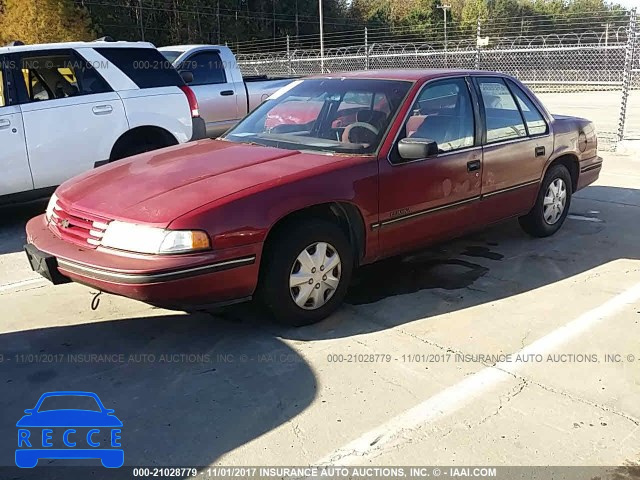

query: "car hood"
(16, 411), (123, 427)
(57, 140), (349, 226)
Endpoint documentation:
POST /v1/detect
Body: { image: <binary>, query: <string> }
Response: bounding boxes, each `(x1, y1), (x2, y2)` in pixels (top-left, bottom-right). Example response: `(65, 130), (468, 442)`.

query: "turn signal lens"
(158, 230), (211, 254)
(191, 231), (211, 250)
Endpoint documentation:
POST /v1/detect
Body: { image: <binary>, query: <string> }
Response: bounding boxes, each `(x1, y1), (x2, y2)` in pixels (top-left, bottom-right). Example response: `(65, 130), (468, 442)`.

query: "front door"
(13, 49), (128, 189)
(378, 77), (483, 257)
(0, 55), (33, 197)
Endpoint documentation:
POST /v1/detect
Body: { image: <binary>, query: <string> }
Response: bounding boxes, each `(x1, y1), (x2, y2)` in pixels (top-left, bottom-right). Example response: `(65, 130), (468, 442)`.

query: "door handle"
(467, 159), (481, 172)
(535, 146), (545, 157)
(0, 119), (10, 129)
(92, 105), (113, 115)
(220, 90), (234, 96)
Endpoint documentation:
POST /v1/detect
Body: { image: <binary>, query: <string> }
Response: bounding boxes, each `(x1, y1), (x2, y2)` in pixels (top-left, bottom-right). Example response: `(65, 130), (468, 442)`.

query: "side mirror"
(180, 71), (194, 84)
(398, 138), (438, 161)
(24, 409), (34, 414)
(105, 409), (115, 414)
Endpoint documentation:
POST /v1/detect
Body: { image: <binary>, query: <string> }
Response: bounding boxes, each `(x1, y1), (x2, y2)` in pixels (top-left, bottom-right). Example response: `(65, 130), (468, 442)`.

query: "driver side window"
(404, 78), (475, 153)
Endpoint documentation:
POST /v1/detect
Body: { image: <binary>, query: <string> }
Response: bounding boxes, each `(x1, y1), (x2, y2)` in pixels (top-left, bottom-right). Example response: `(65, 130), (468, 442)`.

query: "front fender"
(168, 160), (379, 257)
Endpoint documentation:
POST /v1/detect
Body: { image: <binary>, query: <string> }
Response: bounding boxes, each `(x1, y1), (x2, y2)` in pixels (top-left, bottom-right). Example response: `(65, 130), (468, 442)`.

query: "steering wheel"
(342, 122), (380, 143)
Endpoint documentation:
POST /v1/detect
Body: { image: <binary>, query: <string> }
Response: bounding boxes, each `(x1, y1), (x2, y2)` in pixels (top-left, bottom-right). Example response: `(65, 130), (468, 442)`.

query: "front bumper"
(25, 215), (260, 308)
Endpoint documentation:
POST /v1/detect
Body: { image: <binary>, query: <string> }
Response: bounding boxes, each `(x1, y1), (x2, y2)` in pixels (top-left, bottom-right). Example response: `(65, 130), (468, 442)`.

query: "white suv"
(0, 40), (205, 203)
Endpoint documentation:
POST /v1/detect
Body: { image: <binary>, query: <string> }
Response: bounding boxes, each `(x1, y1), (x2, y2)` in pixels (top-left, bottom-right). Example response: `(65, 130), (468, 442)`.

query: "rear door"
(474, 76), (553, 223)
(0, 54), (33, 196)
(378, 77), (483, 256)
(179, 50), (240, 136)
(14, 49), (128, 189)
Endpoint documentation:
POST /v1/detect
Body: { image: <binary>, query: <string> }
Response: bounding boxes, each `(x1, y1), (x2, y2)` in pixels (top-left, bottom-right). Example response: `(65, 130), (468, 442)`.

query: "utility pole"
(296, 0), (300, 46)
(216, 0), (221, 44)
(437, 3), (451, 67)
(138, 0), (145, 41)
(319, 0), (325, 73)
(601, 22), (611, 74)
(273, 0), (276, 48)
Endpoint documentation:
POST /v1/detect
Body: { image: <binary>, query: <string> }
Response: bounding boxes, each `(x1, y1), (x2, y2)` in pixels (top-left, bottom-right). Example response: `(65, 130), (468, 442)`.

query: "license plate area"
(24, 244), (71, 285)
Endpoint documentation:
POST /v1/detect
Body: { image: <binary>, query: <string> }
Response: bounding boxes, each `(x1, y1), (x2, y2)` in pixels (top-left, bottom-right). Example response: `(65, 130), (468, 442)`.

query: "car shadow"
(222, 185), (640, 341)
(0, 185), (636, 477)
(0, 313), (316, 477)
(0, 201), (47, 255)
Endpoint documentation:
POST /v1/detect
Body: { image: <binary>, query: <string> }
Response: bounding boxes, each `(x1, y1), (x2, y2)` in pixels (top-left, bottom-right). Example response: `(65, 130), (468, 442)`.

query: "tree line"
(0, 0), (632, 50)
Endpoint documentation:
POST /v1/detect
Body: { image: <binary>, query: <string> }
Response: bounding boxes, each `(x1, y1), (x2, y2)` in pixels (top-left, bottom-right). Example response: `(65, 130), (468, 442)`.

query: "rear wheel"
(519, 164), (572, 237)
(258, 219), (353, 326)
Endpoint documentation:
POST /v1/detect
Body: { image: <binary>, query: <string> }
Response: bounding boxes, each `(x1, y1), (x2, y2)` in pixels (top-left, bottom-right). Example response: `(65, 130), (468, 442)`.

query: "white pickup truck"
(159, 45), (295, 137)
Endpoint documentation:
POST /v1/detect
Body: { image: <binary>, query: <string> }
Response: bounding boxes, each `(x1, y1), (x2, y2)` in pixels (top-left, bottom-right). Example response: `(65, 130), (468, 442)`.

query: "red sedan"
(25, 70), (602, 326)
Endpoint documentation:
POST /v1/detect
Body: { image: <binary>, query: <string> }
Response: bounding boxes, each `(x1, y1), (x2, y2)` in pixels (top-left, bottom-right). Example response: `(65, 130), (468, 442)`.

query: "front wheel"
(519, 164), (572, 237)
(258, 219), (354, 326)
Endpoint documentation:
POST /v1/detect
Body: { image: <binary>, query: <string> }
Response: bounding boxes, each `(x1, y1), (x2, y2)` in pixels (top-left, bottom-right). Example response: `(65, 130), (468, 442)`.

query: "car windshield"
(160, 50), (182, 65)
(38, 395), (101, 412)
(223, 78), (412, 154)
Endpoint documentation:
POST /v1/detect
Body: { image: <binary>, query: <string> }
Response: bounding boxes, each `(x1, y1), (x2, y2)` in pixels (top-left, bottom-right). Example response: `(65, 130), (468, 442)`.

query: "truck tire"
(258, 219), (353, 327)
(519, 164), (572, 237)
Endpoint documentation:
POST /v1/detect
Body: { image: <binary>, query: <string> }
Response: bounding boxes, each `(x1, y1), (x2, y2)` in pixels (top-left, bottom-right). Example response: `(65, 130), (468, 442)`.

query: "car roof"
(0, 41), (156, 55)
(159, 44), (224, 52)
(307, 69), (506, 82)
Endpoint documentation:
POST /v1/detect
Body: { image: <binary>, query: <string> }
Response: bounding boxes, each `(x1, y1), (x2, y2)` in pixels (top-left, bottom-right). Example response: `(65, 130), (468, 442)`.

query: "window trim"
(182, 51), (228, 86)
(0, 54), (19, 107)
(11, 49), (112, 105)
(387, 75), (478, 166)
(504, 79), (549, 138)
(473, 76), (529, 145)
(0, 55), (7, 107)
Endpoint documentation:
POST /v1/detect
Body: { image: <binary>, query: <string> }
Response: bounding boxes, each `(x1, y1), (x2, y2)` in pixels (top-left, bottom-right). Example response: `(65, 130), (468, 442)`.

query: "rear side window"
(16, 50), (111, 103)
(181, 51), (226, 86)
(96, 47), (183, 88)
(477, 78), (526, 143)
(507, 80), (548, 136)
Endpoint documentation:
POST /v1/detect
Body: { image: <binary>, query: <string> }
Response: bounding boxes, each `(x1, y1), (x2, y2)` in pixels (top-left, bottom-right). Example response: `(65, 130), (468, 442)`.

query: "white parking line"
(316, 281), (640, 465)
(0, 278), (46, 293)
(568, 214), (603, 222)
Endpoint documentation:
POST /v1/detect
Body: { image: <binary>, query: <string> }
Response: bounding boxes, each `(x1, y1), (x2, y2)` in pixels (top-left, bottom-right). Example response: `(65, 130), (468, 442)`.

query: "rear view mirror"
(398, 138), (438, 160)
(180, 71), (194, 84)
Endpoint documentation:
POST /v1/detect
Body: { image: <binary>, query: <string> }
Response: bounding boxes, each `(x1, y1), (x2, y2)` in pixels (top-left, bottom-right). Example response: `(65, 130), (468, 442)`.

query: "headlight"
(45, 193), (59, 223)
(100, 221), (210, 254)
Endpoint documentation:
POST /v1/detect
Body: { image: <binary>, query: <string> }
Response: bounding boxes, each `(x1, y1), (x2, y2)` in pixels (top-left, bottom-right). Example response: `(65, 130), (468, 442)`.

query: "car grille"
(49, 198), (111, 249)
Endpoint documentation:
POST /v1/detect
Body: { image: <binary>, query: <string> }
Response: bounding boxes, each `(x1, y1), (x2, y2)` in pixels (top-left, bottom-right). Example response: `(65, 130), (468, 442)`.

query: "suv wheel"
(519, 164), (572, 237)
(259, 219), (353, 326)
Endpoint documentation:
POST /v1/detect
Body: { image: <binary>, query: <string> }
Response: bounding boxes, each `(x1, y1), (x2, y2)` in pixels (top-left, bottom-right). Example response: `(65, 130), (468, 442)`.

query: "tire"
(258, 219), (354, 327)
(519, 164), (572, 237)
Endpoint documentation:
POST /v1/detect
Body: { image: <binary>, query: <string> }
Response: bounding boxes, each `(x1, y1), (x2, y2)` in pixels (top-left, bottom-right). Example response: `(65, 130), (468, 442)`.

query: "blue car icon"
(16, 391), (123, 468)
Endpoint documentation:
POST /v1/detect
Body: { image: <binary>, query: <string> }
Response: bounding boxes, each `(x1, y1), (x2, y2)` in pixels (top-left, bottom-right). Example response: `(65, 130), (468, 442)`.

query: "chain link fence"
(237, 10), (639, 151)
